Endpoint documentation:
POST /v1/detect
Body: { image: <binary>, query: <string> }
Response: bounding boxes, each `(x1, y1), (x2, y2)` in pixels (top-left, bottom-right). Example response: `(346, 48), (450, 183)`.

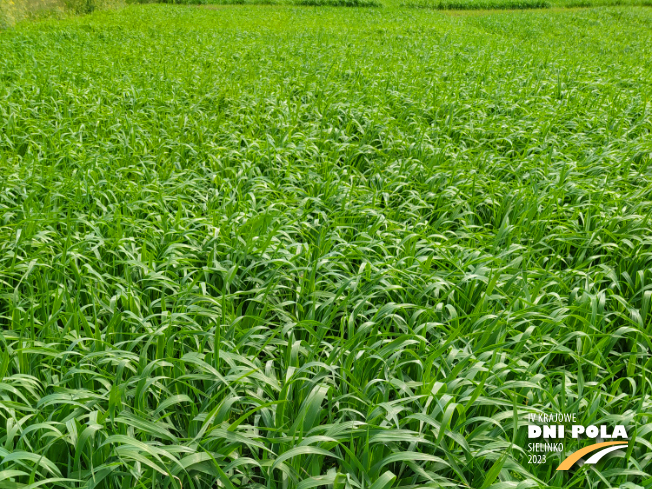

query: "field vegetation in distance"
(1, 4), (652, 489)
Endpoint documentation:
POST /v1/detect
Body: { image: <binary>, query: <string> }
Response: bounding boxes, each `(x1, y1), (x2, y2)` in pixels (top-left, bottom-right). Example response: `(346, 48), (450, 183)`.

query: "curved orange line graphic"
(556, 441), (628, 470)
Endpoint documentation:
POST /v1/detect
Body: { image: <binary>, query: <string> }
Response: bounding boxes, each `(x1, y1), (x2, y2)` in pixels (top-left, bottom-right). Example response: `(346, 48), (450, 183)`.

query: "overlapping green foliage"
(1, 5), (652, 489)
(403, 0), (549, 10)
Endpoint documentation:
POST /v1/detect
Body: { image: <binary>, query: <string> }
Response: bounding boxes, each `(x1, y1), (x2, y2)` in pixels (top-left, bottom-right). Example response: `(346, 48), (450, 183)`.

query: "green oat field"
(1, 3), (652, 489)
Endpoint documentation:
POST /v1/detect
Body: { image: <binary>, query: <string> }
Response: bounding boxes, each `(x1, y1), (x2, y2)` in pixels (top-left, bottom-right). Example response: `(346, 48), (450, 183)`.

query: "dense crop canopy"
(1, 5), (652, 489)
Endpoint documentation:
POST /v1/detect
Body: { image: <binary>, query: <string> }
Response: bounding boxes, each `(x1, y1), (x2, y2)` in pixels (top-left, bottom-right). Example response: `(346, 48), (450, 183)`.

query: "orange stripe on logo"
(556, 441), (628, 471)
